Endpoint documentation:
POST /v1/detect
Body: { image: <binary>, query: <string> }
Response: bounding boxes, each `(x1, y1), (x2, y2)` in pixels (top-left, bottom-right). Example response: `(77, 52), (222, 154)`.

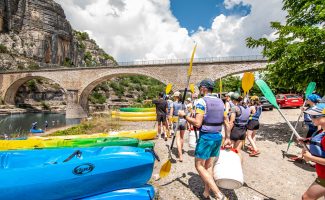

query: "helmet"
(226, 92), (234, 97)
(307, 94), (321, 103)
(172, 91), (181, 97)
(198, 79), (215, 90)
(230, 92), (241, 100)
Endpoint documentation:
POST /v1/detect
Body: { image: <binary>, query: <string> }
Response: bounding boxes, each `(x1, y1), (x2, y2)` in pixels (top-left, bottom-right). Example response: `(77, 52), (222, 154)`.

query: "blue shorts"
(195, 136), (222, 160)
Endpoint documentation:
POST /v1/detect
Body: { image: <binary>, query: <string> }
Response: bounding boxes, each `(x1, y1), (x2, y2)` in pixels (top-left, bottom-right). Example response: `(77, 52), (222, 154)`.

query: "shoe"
(247, 146), (254, 152)
(164, 137), (168, 141)
(249, 150), (260, 157)
(161, 133), (165, 139)
(199, 193), (210, 200)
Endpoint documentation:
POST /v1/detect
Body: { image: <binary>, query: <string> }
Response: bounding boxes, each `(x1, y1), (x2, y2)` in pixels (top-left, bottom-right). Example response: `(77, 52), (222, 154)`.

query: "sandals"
(199, 193), (211, 200)
(249, 150), (260, 157)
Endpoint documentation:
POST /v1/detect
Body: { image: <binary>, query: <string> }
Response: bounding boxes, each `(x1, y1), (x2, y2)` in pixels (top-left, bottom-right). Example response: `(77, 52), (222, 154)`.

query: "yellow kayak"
(112, 116), (156, 121)
(112, 111), (156, 117)
(30, 129), (157, 141)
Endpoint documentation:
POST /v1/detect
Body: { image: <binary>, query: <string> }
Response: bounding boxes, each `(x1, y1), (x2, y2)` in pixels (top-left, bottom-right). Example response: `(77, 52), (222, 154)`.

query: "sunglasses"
(310, 115), (324, 119)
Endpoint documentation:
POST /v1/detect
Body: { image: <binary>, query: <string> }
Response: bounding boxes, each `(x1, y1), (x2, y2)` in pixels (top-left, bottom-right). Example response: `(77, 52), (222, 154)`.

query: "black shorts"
(247, 120), (260, 131)
(156, 115), (166, 123)
(230, 126), (247, 141)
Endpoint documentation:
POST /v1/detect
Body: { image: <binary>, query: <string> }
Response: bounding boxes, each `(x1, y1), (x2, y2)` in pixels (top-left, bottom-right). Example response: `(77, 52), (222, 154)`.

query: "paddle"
(159, 44), (197, 178)
(219, 78), (222, 98)
(255, 80), (309, 152)
(242, 72), (255, 96)
(286, 82), (316, 153)
(189, 84), (195, 94)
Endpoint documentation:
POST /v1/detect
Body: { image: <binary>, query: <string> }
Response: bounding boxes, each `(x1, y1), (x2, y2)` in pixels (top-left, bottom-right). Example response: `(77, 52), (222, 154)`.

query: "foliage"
(28, 62), (40, 70)
(217, 75), (262, 96)
(102, 53), (117, 64)
(75, 31), (90, 41)
(246, 0), (325, 95)
(50, 116), (120, 136)
(27, 80), (37, 92)
(89, 91), (107, 104)
(41, 101), (51, 110)
(0, 44), (8, 53)
(63, 57), (74, 67)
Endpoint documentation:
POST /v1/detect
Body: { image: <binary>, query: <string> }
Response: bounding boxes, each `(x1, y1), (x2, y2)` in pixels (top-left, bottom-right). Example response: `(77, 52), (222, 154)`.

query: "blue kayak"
(81, 184), (155, 200)
(30, 129), (44, 133)
(0, 146), (155, 200)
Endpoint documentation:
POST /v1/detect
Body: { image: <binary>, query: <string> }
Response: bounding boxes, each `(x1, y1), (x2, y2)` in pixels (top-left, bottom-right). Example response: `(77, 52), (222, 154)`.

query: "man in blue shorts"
(178, 79), (230, 200)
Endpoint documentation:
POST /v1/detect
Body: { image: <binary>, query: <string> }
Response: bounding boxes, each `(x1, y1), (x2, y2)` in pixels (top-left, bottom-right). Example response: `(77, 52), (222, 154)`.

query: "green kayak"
(119, 107), (156, 112)
(1, 137), (154, 150)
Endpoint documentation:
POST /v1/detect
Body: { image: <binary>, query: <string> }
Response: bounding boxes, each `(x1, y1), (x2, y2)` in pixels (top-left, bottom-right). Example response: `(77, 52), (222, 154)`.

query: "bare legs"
(302, 181), (325, 200)
(246, 129), (258, 151)
(195, 157), (225, 199)
(176, 130), (185, 161)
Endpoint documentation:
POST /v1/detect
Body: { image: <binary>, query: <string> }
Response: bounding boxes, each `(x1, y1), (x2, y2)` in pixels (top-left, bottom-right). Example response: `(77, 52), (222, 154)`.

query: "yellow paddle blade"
(188, 44), (197, 77)
(165, 83), (172, 94)
(189, 84), (195, 93)
(159, 159), (171, 178)
(242, 72), (255, 94)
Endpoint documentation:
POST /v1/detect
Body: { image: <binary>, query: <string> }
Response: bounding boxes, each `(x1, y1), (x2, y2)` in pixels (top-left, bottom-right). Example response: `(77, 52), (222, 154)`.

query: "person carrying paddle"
(169, 91), (187, 162)
(229, 93), (250, 155)
(152, 92), (168, 140)
(178, 79), (230, 200)
(300, 103), (325, 200)
(303, 94), (321, 138)
(246, 96), (262, 157)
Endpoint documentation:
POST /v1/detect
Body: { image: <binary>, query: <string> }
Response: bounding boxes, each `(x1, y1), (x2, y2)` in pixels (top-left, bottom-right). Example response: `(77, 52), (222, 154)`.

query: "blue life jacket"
(310, 131), (325, 158)
(250, 106), (262, 121)
(200, 96), (224, 133)
(304, 113), (313, 124)
(172, 101), (184, 116)
(167, 100), (172, 114)
(235, 105), (250, 126)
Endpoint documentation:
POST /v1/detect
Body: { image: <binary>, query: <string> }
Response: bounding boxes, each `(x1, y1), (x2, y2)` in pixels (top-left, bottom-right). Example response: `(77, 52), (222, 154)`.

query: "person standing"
(303, 94), (321, 138)
(229, 93), (250, 156)
(152, 92), (168, 140)
(178, 79), (230, 200)
(246, 96), (262, 157)
(301, 103), (325, 199)
(170, 91), (187, 162)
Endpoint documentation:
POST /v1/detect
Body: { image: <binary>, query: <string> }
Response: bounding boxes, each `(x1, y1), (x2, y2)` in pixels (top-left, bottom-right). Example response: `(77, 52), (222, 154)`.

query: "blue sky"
(170, 0), (251, 34)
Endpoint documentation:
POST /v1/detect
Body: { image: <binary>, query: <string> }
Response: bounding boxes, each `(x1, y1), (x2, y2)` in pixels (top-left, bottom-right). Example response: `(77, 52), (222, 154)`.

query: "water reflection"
(0, 113), (74, 136)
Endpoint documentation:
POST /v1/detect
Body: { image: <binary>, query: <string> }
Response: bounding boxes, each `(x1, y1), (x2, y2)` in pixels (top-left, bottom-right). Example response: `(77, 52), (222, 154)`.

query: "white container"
(213, 149), (244, 190)
(188, 130), (197, 148)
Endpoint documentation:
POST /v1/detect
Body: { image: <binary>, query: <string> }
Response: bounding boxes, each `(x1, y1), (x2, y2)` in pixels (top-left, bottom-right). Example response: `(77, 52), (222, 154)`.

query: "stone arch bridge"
(0, 56), (268, 118)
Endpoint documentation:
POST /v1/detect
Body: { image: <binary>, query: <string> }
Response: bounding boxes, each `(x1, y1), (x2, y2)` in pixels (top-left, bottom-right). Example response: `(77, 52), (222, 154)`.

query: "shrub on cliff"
(0, 44), (8, 53)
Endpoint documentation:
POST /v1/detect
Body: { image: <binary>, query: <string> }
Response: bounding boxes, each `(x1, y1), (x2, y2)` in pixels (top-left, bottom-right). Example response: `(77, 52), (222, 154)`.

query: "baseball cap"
(172, 91), (181, 97)
(304, 103), (325, 116)
(251, 96), (259, 101)
(307, 94), (321, 103)
(198, 79), (215, 90)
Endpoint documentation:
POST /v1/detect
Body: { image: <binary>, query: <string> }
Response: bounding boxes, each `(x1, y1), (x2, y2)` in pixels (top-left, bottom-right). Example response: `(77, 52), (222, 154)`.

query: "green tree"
(246, 0), (325, 95)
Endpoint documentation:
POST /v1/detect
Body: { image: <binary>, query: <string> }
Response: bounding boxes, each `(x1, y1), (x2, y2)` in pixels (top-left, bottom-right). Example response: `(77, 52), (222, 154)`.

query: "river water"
(0, 113), (80, 136)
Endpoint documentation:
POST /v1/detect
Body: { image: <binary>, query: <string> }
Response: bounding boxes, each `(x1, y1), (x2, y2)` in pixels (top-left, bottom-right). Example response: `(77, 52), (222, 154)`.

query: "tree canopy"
(246, 0), (325, 95)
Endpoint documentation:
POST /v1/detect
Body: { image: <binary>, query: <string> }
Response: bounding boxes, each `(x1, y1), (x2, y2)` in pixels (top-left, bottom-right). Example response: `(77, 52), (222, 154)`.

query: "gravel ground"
(130, 109), (316, 200)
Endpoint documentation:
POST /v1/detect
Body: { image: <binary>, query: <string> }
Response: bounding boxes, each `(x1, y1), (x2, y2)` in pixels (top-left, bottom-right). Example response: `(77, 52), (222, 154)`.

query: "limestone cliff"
(0, 0), (116, 70)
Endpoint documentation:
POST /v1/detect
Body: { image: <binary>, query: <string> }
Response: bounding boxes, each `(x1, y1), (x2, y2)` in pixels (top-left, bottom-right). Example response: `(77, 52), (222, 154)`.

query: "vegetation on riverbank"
(50, 114), (120, 136)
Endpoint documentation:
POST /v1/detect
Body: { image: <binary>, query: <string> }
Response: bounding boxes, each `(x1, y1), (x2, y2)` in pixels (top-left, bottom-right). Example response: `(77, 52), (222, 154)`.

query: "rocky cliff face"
(0, 0), (116, 70)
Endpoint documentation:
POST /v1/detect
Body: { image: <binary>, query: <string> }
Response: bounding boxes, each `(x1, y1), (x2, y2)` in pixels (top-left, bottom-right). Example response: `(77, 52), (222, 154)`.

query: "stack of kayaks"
(0, 137), (155, 151)
(0, 146), (156, 199)
(30, 129), (157, 141)
(112, 107), (156, 121)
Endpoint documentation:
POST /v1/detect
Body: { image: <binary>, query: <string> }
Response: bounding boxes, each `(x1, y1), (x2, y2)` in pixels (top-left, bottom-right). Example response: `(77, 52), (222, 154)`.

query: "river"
(0, 113), (81, 137)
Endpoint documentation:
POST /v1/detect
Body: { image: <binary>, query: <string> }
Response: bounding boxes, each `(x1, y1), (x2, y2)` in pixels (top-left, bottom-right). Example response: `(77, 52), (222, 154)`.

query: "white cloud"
(55, 0), (286, 61)
(224, 0), (246, 9)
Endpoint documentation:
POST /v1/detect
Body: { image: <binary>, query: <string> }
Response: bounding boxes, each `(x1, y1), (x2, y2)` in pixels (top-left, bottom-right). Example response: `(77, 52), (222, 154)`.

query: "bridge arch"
(79, 71), (168, 111)
(3, 76), (66, 105)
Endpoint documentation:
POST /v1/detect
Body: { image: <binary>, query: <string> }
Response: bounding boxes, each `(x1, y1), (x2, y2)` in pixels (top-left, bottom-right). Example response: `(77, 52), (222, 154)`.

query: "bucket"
(213, 148), (244, 189)
(188, 130), (197, 148)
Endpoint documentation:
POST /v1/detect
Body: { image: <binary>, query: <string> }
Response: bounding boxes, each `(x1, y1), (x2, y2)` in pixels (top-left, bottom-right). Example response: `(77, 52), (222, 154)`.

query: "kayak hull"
(112, 111), (156, 117)
(112, 116), (156, 121)
(0, 146), (154, 200)
(81, 184), (155, 200)
(30, 129), (44, 133)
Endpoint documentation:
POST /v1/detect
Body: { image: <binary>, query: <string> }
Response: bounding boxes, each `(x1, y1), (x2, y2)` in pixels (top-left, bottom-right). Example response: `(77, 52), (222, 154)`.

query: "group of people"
(153, 79), (325, 199)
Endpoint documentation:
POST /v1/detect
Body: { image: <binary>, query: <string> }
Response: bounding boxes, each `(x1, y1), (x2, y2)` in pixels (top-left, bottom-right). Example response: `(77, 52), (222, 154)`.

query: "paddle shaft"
(277, 109), (309, 151)
(286, 101), (305, 150)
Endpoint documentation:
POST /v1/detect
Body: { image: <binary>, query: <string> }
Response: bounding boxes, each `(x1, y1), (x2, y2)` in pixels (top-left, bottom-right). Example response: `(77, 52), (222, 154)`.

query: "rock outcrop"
(0, 0), (116, 70)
